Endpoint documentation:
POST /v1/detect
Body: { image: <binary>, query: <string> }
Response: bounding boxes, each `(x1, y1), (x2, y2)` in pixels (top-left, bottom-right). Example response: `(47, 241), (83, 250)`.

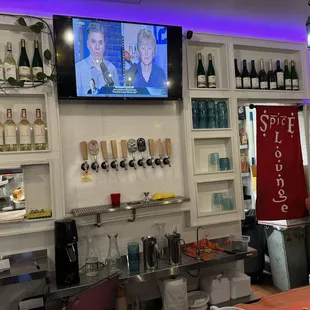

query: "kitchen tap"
(163, 138), (172, 167)
(120, 140), (128, 170)
(155, 138), (164, 168)
(196, 226), (207, 259)
(146, 139), (155, 168)
(110, 140), (119, 171)
(100, 141), (109, 172)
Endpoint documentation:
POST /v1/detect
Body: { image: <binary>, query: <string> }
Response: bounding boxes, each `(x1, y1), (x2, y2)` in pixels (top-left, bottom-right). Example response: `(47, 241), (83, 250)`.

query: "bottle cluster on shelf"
(0, 108), (47, 152)
(192, 99), (228, 129)
(196, 52), (216, 88)
(0, 40), (43, 82)
(235, 58), (299, 91)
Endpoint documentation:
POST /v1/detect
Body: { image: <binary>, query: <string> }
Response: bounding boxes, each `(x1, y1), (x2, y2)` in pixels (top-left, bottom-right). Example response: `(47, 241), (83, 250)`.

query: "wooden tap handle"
(158, 139), (163, 156)
(165, 138), (172, 156)
(148, 139), (155, 157)
(111, 140), (118, 159)
(100, 141), (108, 160)
(121, 140), (128, 158)
(80, 141), (88, 161)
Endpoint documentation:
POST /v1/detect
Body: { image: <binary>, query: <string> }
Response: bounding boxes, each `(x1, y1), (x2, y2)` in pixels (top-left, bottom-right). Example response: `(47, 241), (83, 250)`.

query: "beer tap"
(80, 141), (89, 173)
(110, 140), (119, 171)
(100, 141), (109, 172)
(127, 139), (138, 169)
(89, 140), (99, 172)
(120, 140), (128, 170)
(146, 139), (155, 168)
(163, 138), (172, 167)
(137, 138), (147, 168)
(155, 138), (164, 168)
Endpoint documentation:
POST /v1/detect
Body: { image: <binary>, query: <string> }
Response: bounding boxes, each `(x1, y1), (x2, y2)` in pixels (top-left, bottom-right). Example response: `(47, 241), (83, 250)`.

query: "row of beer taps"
(80, 138), (172, 173)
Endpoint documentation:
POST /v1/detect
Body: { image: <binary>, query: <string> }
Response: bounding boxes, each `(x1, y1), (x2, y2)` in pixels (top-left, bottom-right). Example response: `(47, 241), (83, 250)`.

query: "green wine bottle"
(197, 52), (206, 88)
(32, 40), (43, 81)
(291, 60), (299, 91)
(284, 59), (291, 90)
(207, 53), (216, 88)
(18, 39), (31, 81)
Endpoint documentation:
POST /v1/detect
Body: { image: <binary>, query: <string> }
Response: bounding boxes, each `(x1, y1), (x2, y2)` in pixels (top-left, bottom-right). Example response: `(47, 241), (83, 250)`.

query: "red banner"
(256, 106), (308, 220)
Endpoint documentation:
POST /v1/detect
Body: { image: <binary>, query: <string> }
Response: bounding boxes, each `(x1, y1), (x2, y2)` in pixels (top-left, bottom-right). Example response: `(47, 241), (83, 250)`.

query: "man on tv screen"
(75, 22), (120, 95)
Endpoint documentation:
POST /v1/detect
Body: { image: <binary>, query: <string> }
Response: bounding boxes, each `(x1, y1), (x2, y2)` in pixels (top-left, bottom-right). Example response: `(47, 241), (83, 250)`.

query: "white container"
(229, 235), (250, 252)
(188, 291), (210, 310)
(200, 275), (230, 305)
(229, 272), (251, 299)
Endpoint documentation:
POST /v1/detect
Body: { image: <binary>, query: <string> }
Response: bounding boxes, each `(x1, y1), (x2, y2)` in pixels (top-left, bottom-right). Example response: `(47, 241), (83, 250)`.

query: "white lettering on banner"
(260, 109), (297, 214)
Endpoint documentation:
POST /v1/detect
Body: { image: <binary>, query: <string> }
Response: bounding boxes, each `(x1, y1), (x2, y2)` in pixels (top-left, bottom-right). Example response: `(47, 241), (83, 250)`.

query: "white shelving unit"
(182, 32), (309, 227)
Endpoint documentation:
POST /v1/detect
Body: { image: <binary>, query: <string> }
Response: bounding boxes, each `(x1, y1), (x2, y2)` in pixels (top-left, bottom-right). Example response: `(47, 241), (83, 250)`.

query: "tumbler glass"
(208, 152), (220, 172)
(198, 100), (208, 129)
(207, 100), (217, 128)
(219, 158), (231, 171)
(212, 193), (223, 212)
(192, 99), (199, 129)
(217, 101), (228, 128)
(127, 242), (140, 272)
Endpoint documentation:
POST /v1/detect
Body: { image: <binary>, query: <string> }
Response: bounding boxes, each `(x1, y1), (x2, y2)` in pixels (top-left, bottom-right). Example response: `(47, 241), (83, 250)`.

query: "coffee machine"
(55, 219), (80, 286)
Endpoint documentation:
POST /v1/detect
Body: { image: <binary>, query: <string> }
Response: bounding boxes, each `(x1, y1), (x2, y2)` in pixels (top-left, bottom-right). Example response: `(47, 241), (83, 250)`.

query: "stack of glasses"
(212, 193), (234, 212)
(192, 99), (228, 129)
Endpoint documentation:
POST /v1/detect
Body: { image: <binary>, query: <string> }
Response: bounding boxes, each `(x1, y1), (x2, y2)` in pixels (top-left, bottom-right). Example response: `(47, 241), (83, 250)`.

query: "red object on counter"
(110, 193), (121, 206)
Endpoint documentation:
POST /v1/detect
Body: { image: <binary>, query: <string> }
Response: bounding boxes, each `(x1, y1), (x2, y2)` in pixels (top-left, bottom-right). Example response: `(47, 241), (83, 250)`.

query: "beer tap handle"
(147, 139), (155, 168)
(155, 139), (164, 168)
(80, 141), (89, 172)
(100, 141), (109, 172)
(120, 140), (128, 170)
(164, 138), (172, 167)
(110, 140), (119, 171)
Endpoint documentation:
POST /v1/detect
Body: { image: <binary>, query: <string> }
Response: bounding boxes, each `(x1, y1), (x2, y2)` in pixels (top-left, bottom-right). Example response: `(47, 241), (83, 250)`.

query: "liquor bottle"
(234, 59), (242, 89)
(32, 40), (43, 81)
(275, 60), (284, 90)
(284, 59), (291, 90)
(258, 59), (268, 90)
(196, 52), (206, 88)
(291, 60), (299, 91)
(18, 39), (31, 81)
(241, 60), (251, 89)
(0, 120), (3, 152)
(19, 109), (32, 151)
(4, 42), (17, 80)
(33, 109), (47, 150)
(0, 58), (4, 81)
(4, 109), (17, 152)
(207, 53), (216, 88)
(267, 59), (277, 90)
(250, 60), (259, 89)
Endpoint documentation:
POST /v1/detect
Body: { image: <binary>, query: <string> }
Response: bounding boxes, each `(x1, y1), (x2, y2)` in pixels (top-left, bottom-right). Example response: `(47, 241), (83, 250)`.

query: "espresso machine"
(55, 219), (80, 286)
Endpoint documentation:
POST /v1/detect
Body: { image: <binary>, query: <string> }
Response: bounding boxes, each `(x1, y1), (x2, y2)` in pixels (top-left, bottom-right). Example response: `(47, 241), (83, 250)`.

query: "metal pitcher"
(165, 232), (185, 266)
(141, 236), (158, 270)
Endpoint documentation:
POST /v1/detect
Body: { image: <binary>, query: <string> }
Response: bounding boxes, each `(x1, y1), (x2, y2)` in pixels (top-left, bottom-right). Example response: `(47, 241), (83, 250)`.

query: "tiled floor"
(251, 273), (280, 298)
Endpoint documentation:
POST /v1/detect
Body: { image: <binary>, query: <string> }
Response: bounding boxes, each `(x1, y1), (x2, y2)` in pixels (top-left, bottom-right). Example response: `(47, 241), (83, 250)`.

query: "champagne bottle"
(19, 109), (32, 151)
(18, 39), (31, 81)
(259, 59), (268, 90)
(242, 60), (251, 89)
(33, 109), (47, 150)
(0, 58), (4, 81)
(4, 109), (17, 152)
(234, 59), (242, 89)
(32, 40), (43, 81)
(267, 59), (277, 90)
(207, 53), (216, 88)
(250, 60), (259, 89)
(4, 42), (17, 80)
(275, 60), (284, 90)
(0, 120), (4, 152)
(197, 52), (206, 88)
(291, 60), (299, 91)
(284, 59), (291, 90)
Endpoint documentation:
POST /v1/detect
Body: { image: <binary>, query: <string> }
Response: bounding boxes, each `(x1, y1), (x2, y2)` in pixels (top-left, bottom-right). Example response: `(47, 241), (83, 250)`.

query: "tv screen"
(53, 15), (182, 100)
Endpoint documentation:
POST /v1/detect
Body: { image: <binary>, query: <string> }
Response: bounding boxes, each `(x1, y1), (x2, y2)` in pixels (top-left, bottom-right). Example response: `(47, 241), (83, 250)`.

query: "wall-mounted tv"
(53, 15), (182, 100)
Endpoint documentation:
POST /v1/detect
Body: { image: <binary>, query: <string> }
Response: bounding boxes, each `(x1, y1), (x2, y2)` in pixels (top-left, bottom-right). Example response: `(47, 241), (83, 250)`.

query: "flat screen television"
(53, 15), (183, 100)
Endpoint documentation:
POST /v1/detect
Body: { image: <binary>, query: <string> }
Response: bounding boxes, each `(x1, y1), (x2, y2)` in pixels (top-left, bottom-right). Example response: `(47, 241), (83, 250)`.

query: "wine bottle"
(197, 52), (206, 88)
(242, 60), (251, 89)
(19, 109), (32, 151)
(259, 59), (268, 90)
(291, 60), (299, 91)
(267, 59), (277, 90)
(18, 39), (31, 81)
(0, 58), (4, 81)
(33, 109), (47, 150)
(4, 42), (17, 80)
(284, 59), (291, 90)
(4, 109), (17, 152)
(250, 60), (259, 89)
(207, 53), (216, 88)
(32, 40), (43, 81)
(275, 60), (284, 90)
(234, 59), (242, 89)
(0, 120), (3, 152)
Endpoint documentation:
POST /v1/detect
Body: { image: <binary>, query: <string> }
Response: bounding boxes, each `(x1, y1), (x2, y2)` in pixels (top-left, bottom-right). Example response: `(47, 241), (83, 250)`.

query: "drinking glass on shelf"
(208, 152), (220, 172)
(85, 235), (99, 277)
(219, 158), (231, 171)
(155, 222), (167, 259)
(198, 100), (208, 129)
(223, 196), (234, 211)
(207, 100), (216, 128)
(106, 233), (121, 272)
(212, 193), (223, 212)
(127, 242), (140, 272)
(217, 101), (228, 128)
(192, 99), (199, 129)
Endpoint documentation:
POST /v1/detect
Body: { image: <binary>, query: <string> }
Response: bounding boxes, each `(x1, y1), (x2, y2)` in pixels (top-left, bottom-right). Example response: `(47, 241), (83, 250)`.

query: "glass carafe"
(106, 233), (121, 271)
(85, 235), (99, 277)
(155, 223), (167, 259)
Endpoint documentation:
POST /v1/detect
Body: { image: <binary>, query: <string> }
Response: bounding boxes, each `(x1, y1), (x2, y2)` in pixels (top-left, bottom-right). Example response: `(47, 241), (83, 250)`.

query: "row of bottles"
(235, 59), (299, 91)
(0, 40), (43, 82)
(196, 53), (216, 88)
(0, 108), (47, 152)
